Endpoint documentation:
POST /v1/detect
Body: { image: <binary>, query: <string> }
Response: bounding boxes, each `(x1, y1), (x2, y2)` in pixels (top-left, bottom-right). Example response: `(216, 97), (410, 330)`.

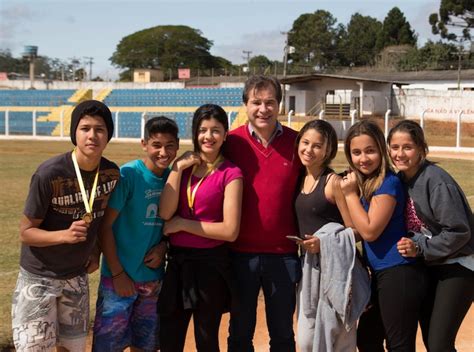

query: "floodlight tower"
(84, 56), (94, 81)
(243, 50), (252, 76)
(22, 46), (38, 89)
(69, 57), (81, 81)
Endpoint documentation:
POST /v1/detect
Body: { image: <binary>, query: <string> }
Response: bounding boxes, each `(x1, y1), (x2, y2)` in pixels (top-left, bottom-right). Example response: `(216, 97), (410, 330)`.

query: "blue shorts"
(92, 276), (162, 352)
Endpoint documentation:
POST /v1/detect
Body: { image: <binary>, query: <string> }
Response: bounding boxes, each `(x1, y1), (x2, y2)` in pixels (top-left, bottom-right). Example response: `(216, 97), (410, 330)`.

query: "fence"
(284, 109), (474, 152)
(0, 109), (238, 141)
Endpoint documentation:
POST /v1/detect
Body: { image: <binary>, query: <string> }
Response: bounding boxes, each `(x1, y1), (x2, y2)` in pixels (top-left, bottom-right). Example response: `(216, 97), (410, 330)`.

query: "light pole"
(84, 56), (94, 81)
(243, 50), (252, 77)
(69, 57), (81, 81)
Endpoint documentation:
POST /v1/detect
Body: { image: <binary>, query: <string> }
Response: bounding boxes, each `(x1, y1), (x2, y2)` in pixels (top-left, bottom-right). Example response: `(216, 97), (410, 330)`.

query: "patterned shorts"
(11, 267), (89, 351)
(92, 276), (162, 352)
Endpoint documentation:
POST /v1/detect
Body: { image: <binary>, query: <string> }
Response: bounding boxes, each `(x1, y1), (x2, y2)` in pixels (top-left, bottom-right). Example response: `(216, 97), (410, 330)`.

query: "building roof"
(280, 69), (474, 85)
(354, 69), (474, 82)
(280, 73), (408, 85)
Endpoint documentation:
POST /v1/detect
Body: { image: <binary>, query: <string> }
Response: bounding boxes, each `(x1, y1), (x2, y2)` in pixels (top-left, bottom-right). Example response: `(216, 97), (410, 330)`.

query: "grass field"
(0, 139), (473, 349)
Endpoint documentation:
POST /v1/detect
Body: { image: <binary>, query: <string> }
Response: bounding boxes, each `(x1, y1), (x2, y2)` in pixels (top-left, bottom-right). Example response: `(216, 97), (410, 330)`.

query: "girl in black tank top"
(293, 121), (350, 249)
(295, 168), (343, 237)
(293, 120), (354, 351)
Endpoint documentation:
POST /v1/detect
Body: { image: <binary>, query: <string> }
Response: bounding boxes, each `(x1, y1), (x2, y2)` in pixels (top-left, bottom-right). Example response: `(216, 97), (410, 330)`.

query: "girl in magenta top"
(158, 104), (243, 351)
(168, 157), (242, 248)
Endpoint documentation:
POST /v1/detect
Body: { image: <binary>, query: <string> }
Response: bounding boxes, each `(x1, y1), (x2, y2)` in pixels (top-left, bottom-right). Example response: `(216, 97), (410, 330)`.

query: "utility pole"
(281, 31), (291, 114)
(84, 56), (94, 81)
(456, 41), (464, 90)
(242, 50), (252, 76)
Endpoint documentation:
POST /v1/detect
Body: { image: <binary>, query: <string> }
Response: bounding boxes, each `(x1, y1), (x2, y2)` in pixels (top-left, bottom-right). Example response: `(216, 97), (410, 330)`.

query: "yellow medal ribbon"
(187, 155), (224, 215)
(71, 148), (100, 224)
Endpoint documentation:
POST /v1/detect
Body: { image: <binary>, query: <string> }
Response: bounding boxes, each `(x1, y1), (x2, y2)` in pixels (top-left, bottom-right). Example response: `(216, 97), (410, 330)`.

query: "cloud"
(212, 30), (286, 64)
(0, 3), (34, 51)
(65, 15), (76, 24)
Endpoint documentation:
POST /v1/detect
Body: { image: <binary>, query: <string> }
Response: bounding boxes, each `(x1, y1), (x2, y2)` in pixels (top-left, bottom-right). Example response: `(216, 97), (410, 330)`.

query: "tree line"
(1, 0), (472, 81)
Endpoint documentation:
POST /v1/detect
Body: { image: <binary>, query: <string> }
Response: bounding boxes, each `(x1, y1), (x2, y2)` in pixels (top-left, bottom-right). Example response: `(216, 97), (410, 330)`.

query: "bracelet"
(414, 243), (421, 256)
(111, 270), (125, 279)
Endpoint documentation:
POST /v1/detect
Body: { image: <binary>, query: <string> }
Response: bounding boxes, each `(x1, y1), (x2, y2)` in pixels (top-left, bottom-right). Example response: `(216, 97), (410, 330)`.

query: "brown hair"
(387, 119), (429, 162)
(344, 120), (392, 201)
(242, 75), (282, 104)
(296, 119), (338, 168)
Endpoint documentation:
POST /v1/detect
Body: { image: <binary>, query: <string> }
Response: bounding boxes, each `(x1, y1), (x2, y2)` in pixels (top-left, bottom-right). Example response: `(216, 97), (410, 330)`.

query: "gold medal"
(187, 155), (224, 215)
(72, 148), (100, 223)
(82, 212), (93, 224)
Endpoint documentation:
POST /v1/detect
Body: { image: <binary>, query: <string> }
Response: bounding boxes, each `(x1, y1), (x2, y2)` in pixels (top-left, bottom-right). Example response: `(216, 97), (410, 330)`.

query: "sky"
(0, 0), (442, 80)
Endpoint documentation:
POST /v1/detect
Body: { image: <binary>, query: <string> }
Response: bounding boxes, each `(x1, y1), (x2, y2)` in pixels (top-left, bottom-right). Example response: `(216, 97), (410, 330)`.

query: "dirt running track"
(178, 292), (474, 351)
(88, 292), (472, 351)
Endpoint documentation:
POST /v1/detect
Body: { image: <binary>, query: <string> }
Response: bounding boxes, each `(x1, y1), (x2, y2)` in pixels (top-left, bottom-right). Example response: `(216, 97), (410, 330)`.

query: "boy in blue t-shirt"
(92, 116), (179, 352)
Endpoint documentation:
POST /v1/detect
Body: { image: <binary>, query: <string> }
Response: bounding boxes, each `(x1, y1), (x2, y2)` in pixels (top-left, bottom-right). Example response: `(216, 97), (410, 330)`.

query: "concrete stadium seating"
(0, 90), (75, 106)
(104, 88), (242, 107)
(0, 87), (244, 139)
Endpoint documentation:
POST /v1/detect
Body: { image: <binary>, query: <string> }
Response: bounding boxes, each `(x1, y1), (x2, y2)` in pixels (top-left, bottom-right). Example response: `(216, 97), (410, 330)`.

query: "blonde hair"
(344, 120), (392, 201)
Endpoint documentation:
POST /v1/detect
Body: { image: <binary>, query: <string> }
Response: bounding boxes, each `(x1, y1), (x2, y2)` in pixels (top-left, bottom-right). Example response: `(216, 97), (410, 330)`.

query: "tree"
(398, 40), (458, 70)
(429, 0), (473, 41)
(376, 7), (417, 51)
(214, 56), (233, 70)
(249, 55), (273, 73)
(288, 10), (341, 69)
(0, 49), (25, 72)
(344, 13), (382, 66)
(110, 25), (222, 79)
(332, 24), (350, 67)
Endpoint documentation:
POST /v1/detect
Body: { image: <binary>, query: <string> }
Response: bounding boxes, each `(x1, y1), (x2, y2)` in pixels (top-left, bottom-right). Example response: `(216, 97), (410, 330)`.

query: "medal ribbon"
(72, 148), (100, 217)
(187, 155), (224, 213)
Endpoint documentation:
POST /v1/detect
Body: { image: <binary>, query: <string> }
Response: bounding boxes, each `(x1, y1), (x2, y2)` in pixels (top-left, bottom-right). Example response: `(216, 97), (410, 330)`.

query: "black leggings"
(357, 263), (427, 352)
(420, 263), (474, 352)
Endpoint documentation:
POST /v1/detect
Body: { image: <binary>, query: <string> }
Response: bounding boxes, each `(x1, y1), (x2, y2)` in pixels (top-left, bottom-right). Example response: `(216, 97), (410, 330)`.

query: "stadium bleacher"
(0, 90), (75, 106)
(115, 112), (192, 138)
(0, 87), (244, 139)
(104, 88), (242, 107)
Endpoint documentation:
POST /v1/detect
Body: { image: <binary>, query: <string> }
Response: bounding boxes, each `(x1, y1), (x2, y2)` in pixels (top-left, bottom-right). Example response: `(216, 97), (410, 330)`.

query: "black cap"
(70, 100), (114, 145)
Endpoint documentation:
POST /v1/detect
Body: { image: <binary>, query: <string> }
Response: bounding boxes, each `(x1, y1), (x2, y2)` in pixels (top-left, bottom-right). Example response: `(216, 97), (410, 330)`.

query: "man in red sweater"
(225, 75), (302, 351)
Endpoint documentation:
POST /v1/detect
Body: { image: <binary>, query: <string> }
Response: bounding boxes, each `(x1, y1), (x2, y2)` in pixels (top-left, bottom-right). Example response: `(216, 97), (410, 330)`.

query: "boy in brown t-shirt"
(11, 100), (120, 351)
